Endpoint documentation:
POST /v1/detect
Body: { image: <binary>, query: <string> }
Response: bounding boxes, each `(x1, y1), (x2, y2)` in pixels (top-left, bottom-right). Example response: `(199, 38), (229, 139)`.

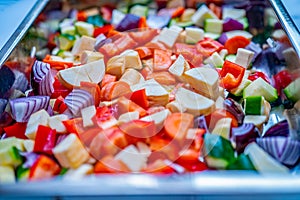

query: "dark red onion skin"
(263, 120), (289, 138)
(224, 98), (245, 125)
(232, 123), (260, 154)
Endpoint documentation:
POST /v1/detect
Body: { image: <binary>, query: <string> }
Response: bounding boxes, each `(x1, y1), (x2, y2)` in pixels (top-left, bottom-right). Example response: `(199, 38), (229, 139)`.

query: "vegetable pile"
(1, 0), (300, 183)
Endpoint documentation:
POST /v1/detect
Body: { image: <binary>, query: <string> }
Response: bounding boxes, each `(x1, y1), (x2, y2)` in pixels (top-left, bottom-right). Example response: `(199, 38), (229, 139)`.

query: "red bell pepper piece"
(4, 122), (28, 139)
(52, 96), (68, 114)
(29, 155), (60, 181)
(62, 118), (86, 136)
(273, 70), (293, 95)
(33, 125), (57, 155)
(51, 76), (71, 99)
(197, 38), (224, 57)
(77, 10), (87, 21)
(129, 89), (149, 109)
(93, 24), (113, 37)
(219, 60), (245, 90)
(248, 71), (271, 84)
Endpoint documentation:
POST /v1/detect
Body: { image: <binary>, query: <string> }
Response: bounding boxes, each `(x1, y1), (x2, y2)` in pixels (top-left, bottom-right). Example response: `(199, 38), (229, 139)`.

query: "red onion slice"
(32, 60), (55, 96)
(9, 96), (50, 122)
(256, 137), (300, 166)
(64, 89), (94, 117)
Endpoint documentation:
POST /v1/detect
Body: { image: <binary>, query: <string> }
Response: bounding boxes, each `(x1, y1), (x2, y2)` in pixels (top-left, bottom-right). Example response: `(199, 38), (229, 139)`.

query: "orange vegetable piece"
(94, 156), (130, 173)
(224, 35), (251, 54)
(147, 71), (176, 85)
(164, 113), (194, 141)
(153, 49), (172, 71)
(100, 81), (131, 101)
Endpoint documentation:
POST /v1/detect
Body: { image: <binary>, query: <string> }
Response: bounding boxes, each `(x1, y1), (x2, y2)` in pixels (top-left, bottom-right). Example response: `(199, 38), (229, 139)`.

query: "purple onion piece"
(218, 33), (228, 45)
(232, 123), (260, 153)
(12, 70), (28, 93)
(263, 120), (289, 138)
(65, 89), (94, 117)
(20, 152), (40, 168)
(147, 15), (171, 29)
(116, 14), (140, 32)
(32, 60), (54, 96)
(256, 136), (300, 166)
(245, 41), (262, 62)
(194, 115), (209, 132)
(0, 65), (15, 99)
(9, 96), (50, 122)
(224, 98), (245, 125)
(0, 98), (7, 115)
(223, 18), (244, 32)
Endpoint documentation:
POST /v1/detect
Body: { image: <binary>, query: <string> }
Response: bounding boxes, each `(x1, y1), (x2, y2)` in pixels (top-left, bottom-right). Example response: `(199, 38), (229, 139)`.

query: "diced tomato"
(79, 82), (101, 106)
(219, 60), (245, 90)
(52, 96), (68, 114)
(29, 155), (60, 180)
(33, 125), (57, 155)
(164, 113), (194, 141)
(147, 71), (176, 85)
(93, 24), (113, 37)
(101, 74), (117, 88)
(206, 109), (238, 131)
(129, 89), (149, 109)
(120, 120), (156, 138)
(224, 36), (251, 54)
(197, 38), (224, 57)
(117, 96), (147, 117)
(94, 156), (130, 173)
(153, 49), (172, 71)
(4, 122), (27, 139)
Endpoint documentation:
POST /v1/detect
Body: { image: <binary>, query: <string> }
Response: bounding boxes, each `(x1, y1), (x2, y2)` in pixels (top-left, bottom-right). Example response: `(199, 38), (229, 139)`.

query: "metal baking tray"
(0, 0), (48, 66)
(269, 0), (300, 56)
(1, 0), (300, 199)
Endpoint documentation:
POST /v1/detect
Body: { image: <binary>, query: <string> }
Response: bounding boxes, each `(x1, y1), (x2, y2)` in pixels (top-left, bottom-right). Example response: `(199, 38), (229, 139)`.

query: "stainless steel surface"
(0, 0), (48, 66)
(269, 0), (300, 56)
(1, 172), (300, 199)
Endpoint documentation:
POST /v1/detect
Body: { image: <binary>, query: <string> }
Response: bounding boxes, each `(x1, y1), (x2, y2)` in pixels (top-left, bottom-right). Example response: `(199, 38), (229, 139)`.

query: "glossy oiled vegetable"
(0, 0), (298, 183)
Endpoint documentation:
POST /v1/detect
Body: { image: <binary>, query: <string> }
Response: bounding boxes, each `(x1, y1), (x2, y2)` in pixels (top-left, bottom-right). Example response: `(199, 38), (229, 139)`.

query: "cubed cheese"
(49, 114), (69, 133)
(81, 106), (96, 127)
(71, 35), (96, 57)
(25, 109), (50, 140)
(235, 48), (254, 68)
